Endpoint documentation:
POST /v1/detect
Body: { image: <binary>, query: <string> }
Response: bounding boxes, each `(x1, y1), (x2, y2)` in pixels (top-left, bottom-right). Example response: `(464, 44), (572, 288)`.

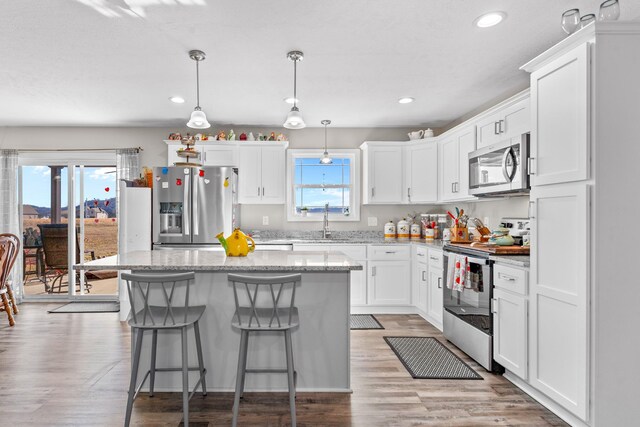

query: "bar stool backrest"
(228, 273), (302, 329)
(121, 271), (196, 327)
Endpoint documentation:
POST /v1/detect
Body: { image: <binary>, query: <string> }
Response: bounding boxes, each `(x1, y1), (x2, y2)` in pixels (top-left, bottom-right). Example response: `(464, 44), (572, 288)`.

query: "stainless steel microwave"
(468, 134), (529, 197)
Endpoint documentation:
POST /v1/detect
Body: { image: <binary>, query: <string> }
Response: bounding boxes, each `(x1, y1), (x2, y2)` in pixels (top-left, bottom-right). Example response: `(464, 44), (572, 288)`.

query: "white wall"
(0, 124), (529, 231)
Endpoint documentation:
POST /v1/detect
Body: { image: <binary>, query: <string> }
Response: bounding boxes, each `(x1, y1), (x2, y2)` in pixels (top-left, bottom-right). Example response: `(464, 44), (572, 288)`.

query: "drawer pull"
(385, 251), (396, 254)
(417, 253), (425, 257)
(429, 256), (439, 261)
(499, 273), (517, 282)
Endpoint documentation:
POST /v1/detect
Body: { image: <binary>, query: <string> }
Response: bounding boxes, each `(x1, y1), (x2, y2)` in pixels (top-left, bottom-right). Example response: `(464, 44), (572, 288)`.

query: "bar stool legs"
(125, 330), (144, 427)
(181, 326), (189, 427)
(232, 330), (297, 427)
(232, 330), (249, 427)
(149, 330), (157, 397)
(194, 321), (207, 396)
(284, 330), (297, 426)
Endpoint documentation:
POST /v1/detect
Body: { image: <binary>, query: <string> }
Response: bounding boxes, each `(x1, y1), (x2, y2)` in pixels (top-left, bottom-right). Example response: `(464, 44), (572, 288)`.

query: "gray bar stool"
(229, 273), (302, 427)
(122, 272), (207, 427)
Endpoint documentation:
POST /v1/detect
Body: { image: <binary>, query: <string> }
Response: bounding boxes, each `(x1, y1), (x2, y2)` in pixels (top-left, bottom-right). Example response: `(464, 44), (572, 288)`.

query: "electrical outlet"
(262, 216), (269, 226)
(483, 217), (490, 228)
(368, 217), (378, 226)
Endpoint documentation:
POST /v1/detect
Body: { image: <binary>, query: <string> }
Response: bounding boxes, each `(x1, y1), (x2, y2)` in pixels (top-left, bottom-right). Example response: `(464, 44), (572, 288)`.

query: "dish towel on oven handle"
(447, 254), (470, 292)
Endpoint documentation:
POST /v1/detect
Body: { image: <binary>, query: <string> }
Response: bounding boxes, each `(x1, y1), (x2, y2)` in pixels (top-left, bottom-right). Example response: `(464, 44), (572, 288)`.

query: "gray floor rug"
(350, 314), (384, 330)
(48, 302), (120, 313)
(384, 336), (482, 380)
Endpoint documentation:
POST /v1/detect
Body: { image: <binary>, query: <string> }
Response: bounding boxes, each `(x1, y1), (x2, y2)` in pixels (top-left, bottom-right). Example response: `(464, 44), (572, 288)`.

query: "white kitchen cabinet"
(493, 288), (528, 380)
(368, 259), (411, 306)
(412, 246), (428, 313)
(439, 126), (476, 202)
(202, 144), (238, 166)
(529, 43), (590, 186)
(406, 142), (438, 203)
(237, 144), (286, 204)
(427, 267), (443, 326)
(529, 183), (589, 419)
(293, 243), (368, 306)
(361, 142), (404, 204)
(476, 96), (530, 149)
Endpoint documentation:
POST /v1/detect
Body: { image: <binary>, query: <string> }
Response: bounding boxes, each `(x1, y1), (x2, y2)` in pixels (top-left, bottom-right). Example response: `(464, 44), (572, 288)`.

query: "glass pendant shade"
(187, 108), (211, 129)
(320, 151), (333, 164)
(283, 107), (306, 129)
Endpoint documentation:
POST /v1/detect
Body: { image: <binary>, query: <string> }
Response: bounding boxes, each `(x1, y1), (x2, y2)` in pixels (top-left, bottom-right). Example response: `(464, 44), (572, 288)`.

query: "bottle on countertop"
(397, 218), (410, 240)
(384, 220), (396, 240)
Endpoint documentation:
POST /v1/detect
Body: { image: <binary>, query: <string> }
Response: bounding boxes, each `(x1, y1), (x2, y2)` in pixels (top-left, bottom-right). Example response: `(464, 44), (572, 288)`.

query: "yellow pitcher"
(216, 229), (255, 257)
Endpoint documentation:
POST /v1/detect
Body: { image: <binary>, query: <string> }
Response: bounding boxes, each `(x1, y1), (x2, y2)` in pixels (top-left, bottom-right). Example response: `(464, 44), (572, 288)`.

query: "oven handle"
(446, 251), (489, 266)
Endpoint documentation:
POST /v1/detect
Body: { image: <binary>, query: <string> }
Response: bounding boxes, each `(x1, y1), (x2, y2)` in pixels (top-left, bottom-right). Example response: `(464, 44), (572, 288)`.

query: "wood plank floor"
(0, 304), (566, 426)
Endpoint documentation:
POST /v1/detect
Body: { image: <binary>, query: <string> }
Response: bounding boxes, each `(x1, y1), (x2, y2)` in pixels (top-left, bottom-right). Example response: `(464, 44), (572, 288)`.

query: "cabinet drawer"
(414, 245), (428, 261)
(494, 264), (528, 295)
(368, 245), (410, 260)
(332, 245), (367, 260)
(427, 248), (443, 268)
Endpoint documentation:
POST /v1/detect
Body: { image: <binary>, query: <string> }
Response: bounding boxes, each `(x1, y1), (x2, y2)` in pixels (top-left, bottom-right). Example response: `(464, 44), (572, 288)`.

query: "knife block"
(450, 226), (470, 243)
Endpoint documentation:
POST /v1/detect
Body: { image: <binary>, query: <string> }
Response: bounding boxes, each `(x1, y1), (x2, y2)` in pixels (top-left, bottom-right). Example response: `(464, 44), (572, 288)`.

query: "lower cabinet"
(368, 260), (411, 305)
(349, 261), (367, 306)
(427, 267), (443, 325)
(414, 261), (428, 313)
(493, 288), (528, 379)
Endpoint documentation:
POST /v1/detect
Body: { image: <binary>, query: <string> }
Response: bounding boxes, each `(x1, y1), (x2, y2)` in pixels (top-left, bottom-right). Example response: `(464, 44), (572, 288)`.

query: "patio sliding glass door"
(18, 152), (118, 301)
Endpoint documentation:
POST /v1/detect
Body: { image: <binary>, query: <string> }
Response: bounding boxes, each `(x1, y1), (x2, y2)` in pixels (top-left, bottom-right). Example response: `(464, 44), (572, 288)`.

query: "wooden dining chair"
(0, 234), (20, 327)
(0, 234), (21, 316)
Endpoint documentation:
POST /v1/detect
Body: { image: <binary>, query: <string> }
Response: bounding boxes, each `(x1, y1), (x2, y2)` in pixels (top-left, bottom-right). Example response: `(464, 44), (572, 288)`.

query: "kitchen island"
(76, 250), (362, 393)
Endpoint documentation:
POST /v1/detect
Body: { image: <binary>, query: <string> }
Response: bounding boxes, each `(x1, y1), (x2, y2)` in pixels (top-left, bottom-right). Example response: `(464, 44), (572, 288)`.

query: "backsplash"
(241, 196), (530, 232)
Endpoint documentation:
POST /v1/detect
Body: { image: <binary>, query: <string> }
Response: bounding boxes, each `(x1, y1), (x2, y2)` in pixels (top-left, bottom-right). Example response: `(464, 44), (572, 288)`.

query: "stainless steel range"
(442, 244), (498, 372)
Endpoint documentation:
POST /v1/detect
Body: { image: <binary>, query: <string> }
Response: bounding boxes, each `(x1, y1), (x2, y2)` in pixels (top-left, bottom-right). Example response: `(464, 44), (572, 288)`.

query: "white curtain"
(116, 148), (141, 183)
(0, 149), (22, 301)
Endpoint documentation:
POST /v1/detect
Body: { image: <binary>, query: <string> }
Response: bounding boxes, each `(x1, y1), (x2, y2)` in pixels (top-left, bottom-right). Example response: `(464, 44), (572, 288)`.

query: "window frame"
(286, 149), (360, 222)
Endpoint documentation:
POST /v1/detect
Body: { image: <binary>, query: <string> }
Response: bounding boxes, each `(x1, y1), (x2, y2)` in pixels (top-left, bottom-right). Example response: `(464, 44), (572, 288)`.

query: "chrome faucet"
(322, 203), (331, 239)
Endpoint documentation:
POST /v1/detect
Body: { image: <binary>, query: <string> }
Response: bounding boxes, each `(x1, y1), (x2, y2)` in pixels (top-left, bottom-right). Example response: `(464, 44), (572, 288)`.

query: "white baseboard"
(503, 371), (590, 427)
(350, 306), (418, 315)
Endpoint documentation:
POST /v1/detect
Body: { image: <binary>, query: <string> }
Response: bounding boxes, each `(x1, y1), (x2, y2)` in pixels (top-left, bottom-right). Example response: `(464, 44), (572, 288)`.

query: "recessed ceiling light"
(169, 96), (185, 104)
(398, 97), (415, 104)
(475, 12), (506, 28)
(284, 97), (299, 104)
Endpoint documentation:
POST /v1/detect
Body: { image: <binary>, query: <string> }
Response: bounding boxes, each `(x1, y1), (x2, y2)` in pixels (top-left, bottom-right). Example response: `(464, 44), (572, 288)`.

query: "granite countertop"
(254, 237), (445, 248)
(75, 249), (363, 272)
(489, 254), (530, 268)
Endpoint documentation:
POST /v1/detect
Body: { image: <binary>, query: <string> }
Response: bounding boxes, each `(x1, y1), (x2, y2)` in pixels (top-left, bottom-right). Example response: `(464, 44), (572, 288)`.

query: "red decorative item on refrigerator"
(199, 169), (205, 177)
(176, 178), (182, 186)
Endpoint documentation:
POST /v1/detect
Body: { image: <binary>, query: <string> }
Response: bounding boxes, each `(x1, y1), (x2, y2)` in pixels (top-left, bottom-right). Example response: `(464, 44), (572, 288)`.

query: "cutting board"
(448, 243), (530, 255)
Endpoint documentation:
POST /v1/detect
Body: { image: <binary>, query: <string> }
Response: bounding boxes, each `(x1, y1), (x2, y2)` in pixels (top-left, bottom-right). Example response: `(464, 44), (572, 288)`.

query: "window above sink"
(286, 149), (360, 222)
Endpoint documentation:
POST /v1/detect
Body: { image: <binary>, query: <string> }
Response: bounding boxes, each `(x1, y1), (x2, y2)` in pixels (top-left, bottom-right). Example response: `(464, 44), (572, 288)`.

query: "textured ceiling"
(2, 0), (640, 128)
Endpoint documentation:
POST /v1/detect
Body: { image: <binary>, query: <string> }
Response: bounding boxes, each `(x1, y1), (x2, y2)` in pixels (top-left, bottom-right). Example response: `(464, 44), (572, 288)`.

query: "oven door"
(468, 135), (528, 196)
(443, 251), (492, 334)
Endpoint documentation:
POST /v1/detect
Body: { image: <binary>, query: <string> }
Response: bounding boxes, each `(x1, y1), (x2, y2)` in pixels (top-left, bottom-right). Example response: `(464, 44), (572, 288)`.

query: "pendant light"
(186, 49), (211, 129)
(283, 51), (306, 129)
(320, 120), (333, 164)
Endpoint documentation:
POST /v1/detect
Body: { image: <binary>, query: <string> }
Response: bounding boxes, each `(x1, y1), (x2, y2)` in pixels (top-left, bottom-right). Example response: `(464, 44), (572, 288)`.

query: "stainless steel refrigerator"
(152, 166), (239, 247)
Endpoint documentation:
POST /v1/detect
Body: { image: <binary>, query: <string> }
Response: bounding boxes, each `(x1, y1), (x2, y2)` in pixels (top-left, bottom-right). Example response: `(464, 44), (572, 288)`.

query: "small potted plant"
(300, 206), (309, 217)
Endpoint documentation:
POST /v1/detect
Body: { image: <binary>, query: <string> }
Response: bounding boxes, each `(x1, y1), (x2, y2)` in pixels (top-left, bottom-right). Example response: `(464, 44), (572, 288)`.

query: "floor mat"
(350, 314), (384, 329)
(48, 301), (120, 313)
(384, 336), (482, 379)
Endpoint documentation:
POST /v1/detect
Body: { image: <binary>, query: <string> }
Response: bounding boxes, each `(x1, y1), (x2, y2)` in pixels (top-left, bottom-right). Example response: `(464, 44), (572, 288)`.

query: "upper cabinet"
(361, 141), (439, 204)
(439, 125), (476, 202)
(237, 143), (288, 204)
(202, 145), (238, 167)
(361, 142), (405, 204)
(406, 142), (438, 203)
(528, 43), (590, 186)
(476, 97), (531, 149)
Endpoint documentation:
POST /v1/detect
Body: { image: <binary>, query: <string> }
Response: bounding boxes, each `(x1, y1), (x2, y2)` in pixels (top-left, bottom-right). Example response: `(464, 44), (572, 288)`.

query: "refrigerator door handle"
(183, 171), (190, 236)
(193, 174), (199, 235)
